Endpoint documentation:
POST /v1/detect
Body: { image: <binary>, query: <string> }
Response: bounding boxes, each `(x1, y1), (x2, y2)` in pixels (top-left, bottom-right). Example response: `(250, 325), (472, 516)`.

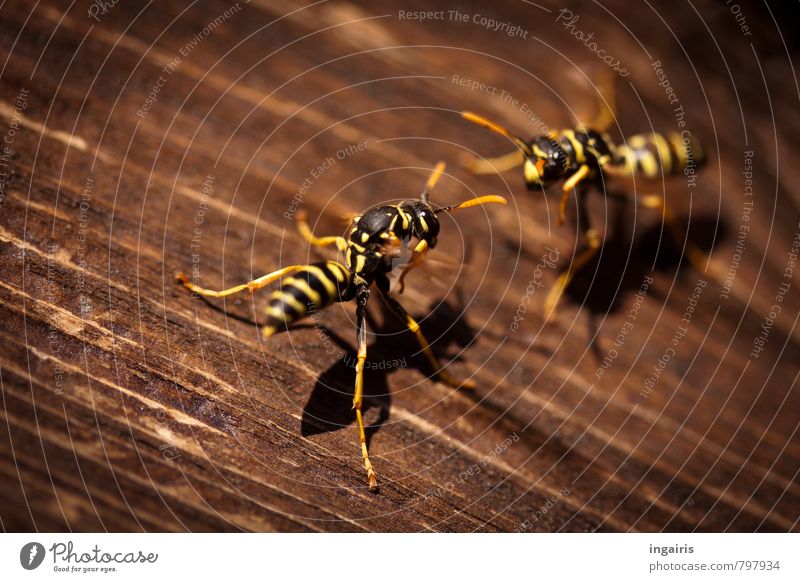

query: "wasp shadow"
(548, 190), (727, 362)
(564, 192), (727, 317)
(184, 277), (614, 498)
(300, 292), (477, 447)
(299, 294), (609, 505)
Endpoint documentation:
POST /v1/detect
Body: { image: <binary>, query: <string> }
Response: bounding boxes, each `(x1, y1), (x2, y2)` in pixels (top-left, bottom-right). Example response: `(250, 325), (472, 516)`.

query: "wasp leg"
(639, 194), (709, 272)
(461, 149), (525, 175)
(352, 286), (378, 490)
(175, 265), (304, 298)
(544, 194), (602, 322)
(397, 239), (429, 294)
(296, 210), (347, 252)
(378, 284), (476, 390)
(558, 164), (591, 226)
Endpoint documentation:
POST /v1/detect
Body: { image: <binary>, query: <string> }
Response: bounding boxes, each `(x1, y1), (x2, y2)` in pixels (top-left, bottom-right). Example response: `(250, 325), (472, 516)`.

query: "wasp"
(176, 162), (506, 490)
(461, 81), (707, 320)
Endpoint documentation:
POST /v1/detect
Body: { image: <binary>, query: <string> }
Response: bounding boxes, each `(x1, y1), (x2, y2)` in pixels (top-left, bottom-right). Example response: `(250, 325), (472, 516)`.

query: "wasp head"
(399, 200), (440, 248)
(523, 135), (569, 189)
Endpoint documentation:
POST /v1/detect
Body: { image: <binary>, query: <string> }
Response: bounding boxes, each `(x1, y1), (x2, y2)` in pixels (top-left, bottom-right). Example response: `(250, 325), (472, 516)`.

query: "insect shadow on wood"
(557, 187), (726, 353)
(563, 189), (726, 312)
(538, 186), (725, 362)
(300, 291), (476, 447)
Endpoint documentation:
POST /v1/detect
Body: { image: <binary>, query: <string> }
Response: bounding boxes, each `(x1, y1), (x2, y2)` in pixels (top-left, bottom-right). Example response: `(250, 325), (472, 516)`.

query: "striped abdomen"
(613, 132), (706, 179)
(263, 261), (353, 337)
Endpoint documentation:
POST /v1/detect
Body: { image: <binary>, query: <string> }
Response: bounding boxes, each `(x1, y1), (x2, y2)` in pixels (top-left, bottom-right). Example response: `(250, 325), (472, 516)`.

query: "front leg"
(396, 239), (429, 294)
(558, 164), (591, 226)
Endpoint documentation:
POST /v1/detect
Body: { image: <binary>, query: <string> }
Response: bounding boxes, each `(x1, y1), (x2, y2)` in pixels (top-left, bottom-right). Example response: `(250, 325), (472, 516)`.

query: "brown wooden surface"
(1, 0), (798, 532)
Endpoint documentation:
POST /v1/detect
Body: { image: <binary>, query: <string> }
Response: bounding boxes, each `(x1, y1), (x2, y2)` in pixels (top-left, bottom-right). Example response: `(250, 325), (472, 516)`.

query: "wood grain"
(0, 0), (798, 532)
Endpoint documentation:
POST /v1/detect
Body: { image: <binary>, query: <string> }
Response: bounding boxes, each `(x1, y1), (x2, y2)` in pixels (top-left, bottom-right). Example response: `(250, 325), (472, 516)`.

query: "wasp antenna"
(461, 111), (533, 156)
(421, 161), (446, 203)
(435, 194), (507, 214)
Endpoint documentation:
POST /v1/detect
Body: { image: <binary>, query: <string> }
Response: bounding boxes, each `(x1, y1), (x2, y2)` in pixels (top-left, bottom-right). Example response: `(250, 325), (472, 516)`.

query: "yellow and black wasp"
(461, 82), (707, 320)
(176, 162), (505, 490)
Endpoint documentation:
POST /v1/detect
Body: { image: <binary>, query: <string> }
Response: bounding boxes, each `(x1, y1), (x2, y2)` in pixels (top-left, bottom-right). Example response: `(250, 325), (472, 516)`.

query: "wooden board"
(0, 0), (798, 532)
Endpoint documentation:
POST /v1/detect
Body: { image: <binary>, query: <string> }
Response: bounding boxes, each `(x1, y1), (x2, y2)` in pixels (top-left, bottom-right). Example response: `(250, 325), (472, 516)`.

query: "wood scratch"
(0, 100), (88, 151)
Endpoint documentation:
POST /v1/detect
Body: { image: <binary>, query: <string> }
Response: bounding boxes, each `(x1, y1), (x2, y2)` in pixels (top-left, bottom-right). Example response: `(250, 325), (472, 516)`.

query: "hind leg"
(175, 265), (304, 298)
